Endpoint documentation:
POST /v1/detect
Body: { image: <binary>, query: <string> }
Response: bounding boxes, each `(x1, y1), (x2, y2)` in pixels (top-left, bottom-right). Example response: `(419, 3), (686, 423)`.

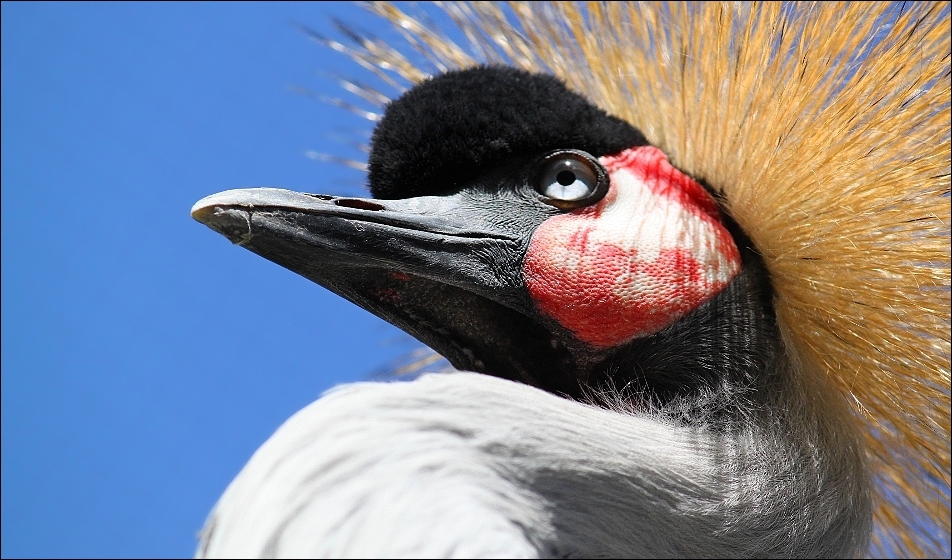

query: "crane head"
(192, 66), (771, 402)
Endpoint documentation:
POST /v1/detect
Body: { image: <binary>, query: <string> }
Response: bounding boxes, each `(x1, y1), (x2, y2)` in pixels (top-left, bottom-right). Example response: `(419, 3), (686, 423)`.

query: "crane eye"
(535, 150), (609, 210)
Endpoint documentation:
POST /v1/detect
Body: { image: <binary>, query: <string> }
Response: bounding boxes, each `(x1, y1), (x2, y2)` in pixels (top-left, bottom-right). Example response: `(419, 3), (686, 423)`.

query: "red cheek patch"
(523, 146), (741, 349)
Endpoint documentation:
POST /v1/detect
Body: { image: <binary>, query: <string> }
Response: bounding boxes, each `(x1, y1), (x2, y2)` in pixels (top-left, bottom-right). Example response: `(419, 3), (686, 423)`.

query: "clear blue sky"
(1, 2), (433, 557)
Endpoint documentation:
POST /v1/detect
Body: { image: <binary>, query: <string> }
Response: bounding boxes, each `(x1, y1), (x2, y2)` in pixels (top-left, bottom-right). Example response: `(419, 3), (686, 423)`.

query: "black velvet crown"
(368, 66), (648, 199)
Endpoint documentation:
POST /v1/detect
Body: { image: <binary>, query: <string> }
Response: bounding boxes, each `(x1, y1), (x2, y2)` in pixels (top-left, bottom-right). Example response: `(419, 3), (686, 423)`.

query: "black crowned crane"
(191, 3), (950, 558)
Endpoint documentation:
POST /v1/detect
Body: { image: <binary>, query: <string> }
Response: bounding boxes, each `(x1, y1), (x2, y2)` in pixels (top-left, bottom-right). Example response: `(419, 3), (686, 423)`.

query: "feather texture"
(316, 2), (950, 556)
(199, 369), (869, 558)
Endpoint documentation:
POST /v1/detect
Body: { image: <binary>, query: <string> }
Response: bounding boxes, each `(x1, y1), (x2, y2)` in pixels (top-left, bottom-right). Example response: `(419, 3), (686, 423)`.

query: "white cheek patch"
(523, 146), (741, 349)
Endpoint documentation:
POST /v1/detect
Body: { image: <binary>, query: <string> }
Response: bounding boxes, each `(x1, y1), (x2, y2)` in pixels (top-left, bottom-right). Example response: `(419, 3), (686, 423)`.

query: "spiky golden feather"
(317, 2), (950, 557)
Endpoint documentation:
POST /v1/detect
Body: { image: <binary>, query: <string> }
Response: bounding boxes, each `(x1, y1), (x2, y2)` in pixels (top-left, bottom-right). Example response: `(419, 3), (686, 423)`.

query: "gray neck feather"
(197, 350), (871, 558)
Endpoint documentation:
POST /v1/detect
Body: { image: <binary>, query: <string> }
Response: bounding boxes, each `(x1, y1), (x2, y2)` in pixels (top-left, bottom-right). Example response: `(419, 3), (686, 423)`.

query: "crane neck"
(198, 365), (871, 558)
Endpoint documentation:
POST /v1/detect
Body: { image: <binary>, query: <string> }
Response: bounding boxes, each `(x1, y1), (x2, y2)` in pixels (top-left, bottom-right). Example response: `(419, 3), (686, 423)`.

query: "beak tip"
(190, 202), (214, 224)
(191, 190), (245, 223)
(191, 193), (253, 245)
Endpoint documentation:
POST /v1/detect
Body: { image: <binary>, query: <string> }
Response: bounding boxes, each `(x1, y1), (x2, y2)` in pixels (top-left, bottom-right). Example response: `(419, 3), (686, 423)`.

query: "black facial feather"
(368, 66), (648, 199)
(596, 222), (780, 411)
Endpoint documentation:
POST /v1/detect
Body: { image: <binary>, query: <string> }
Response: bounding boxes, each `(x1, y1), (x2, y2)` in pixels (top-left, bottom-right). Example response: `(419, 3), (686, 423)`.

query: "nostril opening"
(334, 199), (386, 211)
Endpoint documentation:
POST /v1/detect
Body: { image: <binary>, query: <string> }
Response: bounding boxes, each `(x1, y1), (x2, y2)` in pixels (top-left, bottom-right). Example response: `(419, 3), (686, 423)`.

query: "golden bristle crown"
(317, 2), (950, 557)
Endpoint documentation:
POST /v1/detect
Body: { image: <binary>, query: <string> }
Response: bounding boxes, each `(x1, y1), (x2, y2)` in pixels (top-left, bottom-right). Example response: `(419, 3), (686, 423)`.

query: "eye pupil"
(556, 171), (576, 186)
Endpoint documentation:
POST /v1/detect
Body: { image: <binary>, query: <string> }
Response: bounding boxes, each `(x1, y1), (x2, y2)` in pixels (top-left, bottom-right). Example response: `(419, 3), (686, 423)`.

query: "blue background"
(1, 2), (435, 557)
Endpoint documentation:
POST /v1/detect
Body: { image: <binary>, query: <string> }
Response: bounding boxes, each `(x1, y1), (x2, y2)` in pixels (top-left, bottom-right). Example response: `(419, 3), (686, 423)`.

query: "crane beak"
(191, 188), (582, 395)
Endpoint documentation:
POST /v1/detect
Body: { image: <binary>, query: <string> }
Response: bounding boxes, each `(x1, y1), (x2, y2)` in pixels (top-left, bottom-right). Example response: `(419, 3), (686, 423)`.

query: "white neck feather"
(197, 364), (870, 558)
(198, 360), (869, 557)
